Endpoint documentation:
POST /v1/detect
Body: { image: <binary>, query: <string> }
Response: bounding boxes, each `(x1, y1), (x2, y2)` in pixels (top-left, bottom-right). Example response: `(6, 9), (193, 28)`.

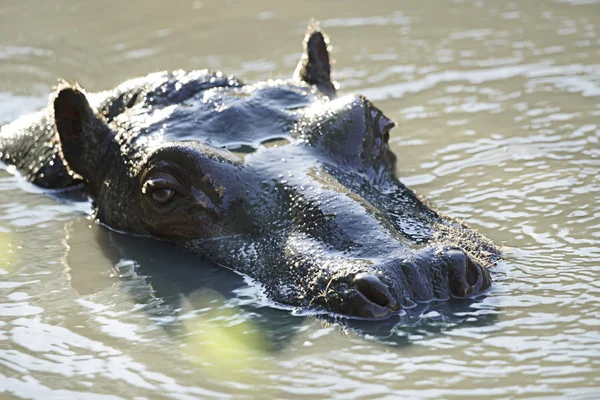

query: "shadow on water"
(63, 215), (500, 352)
(64, 216), (305, 352)
(331, 297), (500, 346)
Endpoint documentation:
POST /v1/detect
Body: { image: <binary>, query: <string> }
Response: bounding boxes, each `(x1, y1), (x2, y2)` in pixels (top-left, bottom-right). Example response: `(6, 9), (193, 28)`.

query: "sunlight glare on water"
(0, 0), (599, 398)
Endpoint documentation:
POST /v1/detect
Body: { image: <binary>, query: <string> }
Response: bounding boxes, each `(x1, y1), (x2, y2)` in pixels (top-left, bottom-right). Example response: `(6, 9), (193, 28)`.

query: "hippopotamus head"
(51, 25), (499, 318)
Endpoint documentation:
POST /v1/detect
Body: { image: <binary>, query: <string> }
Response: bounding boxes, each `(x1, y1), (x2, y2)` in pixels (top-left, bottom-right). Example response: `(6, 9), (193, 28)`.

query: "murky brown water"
(1, 0), (599, 398)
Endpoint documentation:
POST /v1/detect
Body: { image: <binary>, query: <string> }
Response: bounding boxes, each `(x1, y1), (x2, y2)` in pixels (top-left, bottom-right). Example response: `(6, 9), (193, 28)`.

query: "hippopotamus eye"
(151, 188), (175, 204)
(141, 172), (183, 206)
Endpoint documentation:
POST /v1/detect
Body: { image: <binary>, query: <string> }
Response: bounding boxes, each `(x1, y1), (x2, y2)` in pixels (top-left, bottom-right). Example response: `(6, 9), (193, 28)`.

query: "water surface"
(1, 0), (599, 398)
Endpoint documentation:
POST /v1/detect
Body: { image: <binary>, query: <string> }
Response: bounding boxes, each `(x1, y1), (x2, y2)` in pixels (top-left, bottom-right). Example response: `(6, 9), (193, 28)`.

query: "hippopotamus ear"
(53, 83), (112, 181)
(293, 22), (337, 98)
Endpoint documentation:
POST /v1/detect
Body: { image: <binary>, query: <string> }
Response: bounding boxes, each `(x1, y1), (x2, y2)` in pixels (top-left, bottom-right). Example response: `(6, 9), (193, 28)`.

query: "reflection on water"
(1, 0), (599, 398)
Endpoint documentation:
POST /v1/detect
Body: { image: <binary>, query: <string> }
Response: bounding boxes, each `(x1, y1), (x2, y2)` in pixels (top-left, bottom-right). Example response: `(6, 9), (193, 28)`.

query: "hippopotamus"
(0, 24), (500, 319)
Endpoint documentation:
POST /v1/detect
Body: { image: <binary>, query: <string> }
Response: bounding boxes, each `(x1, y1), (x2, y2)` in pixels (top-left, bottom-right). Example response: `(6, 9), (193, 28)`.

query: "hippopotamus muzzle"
(336, 248), (491, 319)
(269, 245), (491, 319)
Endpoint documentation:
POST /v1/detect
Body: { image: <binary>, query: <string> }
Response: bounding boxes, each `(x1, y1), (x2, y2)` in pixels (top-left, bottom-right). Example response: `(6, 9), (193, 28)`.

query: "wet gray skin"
(0, 24), (500, 319)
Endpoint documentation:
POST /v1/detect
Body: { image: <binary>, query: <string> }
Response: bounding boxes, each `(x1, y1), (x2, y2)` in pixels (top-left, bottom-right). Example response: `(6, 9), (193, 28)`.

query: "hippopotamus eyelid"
(141, 177), (218, 217)
(141, 172), (185, 194)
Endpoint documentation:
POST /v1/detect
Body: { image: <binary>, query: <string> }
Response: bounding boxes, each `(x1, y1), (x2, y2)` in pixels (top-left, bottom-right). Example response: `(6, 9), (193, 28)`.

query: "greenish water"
(1, 0), (599, 398)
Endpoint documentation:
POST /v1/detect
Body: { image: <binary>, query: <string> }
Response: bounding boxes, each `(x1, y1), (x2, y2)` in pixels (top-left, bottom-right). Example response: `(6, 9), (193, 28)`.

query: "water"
(1, 0), (599, 398)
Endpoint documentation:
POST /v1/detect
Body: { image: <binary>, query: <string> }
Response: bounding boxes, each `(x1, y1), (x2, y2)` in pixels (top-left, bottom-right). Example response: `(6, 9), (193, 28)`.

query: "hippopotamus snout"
(313, 247), (491, 319)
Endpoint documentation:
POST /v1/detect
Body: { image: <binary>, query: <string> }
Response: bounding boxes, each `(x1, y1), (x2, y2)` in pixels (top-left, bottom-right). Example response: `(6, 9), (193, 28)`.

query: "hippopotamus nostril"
(465, 257), (480, 287)
(445, 248), (485, 298)
(353, 273), (396, 308)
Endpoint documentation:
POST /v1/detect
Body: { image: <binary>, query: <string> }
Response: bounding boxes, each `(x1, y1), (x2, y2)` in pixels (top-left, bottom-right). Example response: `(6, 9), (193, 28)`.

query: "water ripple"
(1, 0), (600, 398)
